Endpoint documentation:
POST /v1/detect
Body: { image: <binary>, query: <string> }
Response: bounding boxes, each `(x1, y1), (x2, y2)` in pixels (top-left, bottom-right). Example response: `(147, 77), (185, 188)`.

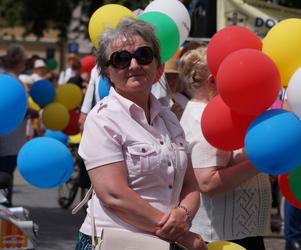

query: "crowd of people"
(0, 16), (300, 250)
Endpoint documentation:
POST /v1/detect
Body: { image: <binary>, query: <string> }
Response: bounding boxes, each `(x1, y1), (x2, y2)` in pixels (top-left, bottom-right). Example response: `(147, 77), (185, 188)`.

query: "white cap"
(34, 59), (47, 69)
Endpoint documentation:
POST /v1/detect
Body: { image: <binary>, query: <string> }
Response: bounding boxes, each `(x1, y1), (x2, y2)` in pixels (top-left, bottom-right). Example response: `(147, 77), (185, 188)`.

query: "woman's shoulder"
(87, 96), (121, 121)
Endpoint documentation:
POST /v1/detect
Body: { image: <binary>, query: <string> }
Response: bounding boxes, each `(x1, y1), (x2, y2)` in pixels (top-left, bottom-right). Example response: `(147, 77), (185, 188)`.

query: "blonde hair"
(178, 47), (210, 90)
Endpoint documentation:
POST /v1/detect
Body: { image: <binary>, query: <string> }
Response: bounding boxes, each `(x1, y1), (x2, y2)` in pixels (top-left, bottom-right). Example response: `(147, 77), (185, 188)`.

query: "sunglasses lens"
(135, 47), (154, 65)
(111, 51), (131, 69)
(108, 46), (154, 69)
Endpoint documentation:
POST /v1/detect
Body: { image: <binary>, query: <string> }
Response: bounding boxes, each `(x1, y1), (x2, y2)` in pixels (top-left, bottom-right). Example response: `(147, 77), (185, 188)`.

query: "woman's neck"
(190, 84), (217, 104)
(117, 89), (151, 123)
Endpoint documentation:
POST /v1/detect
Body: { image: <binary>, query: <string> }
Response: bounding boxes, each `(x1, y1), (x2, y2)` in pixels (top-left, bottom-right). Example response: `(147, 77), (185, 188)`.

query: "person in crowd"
(58, 53), (80, 84)
(284, 201), (301, 250)
(158, 58), (189, 120)
(78, 65), (102, 131)
(0, 44), (29, 206)
(67, 60), (84, 89)
(30, 59), (50, 82)
(76, 17), (206, 250)
(178, 46), (272, 250)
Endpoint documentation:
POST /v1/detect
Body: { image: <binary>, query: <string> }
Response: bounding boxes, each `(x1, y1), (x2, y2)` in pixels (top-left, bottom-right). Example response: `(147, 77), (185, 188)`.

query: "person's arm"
(79, 70), (98, 130)
(194, 159), (259, 198)
(80, 76), (95, 114)
(78, 112), (87, 132)
(88, 161), (164, 233)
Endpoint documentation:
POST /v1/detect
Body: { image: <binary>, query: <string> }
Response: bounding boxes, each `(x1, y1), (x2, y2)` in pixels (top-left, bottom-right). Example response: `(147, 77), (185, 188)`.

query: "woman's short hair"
(178, 47), (210, 90)
(3, 44), (26, 69)
(96, 17), (162, 78)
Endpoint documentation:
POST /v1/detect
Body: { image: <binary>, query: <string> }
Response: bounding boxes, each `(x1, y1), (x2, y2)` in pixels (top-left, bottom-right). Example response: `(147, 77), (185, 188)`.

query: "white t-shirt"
(180, 100), (272, 242)
(78, 88), (188, 236)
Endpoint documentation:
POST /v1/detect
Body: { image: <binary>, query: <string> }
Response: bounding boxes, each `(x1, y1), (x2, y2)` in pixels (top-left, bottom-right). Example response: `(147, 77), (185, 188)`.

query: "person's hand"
(175, 231), (207, 250)
(78, 112), (87, 132)
(155, 207), (190, 242)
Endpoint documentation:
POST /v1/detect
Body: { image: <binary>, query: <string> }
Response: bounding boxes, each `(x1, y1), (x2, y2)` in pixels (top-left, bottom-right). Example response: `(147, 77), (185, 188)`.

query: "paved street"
(11, 170), (285, 250)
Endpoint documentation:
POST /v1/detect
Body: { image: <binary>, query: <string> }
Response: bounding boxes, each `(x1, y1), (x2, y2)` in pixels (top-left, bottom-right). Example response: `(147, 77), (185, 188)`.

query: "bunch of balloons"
(202, 18), (301, 208)
(201, 26), (280, 151)
(244, 19), (301, 178)
(29, 80), (82, 134)
(88, 0), (190, 63)
(18, 79), (83, 189)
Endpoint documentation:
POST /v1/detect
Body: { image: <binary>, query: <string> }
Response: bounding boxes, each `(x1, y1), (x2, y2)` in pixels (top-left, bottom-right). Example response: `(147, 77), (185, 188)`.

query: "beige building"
(0, 6), (93, 72)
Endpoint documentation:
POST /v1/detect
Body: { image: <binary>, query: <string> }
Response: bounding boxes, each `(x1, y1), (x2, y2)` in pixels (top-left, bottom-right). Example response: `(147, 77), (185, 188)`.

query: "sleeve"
(191, 141), (232, 169)
(80, 66), (98, 114)
(57, 71), (65, 85)
(78, 111), (124, 170)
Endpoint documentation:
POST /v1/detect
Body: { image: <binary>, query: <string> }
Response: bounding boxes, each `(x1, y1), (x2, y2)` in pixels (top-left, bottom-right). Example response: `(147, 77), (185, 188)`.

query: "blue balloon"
(17, 137), (74, 189)
(44, 130), (68, 145)
(98, 76), (110, 100)
(29, 79), (55, 108)
(0, 74), (27, 136)
(245, 109), (301, 175)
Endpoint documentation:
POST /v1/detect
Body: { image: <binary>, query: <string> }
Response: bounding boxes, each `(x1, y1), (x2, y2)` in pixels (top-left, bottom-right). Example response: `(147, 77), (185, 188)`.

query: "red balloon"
(201, 95), (255, 151)
(278, 174), (301, 209)
(62, 110), (80, 135)
(207, 26), (262, 76)
(153, 64), (165, 84)
(216, 49), (280, 116)
(80, 55), (96, 75)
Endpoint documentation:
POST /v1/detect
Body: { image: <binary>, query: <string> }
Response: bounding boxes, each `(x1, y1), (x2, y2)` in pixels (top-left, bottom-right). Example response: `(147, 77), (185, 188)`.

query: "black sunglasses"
(106, 46), (154, 69)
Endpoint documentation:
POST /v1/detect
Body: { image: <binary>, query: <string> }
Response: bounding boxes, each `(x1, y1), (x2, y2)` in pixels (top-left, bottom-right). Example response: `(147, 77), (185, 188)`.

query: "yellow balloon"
(55, 83), (83, 110)
(68, 133), (81, 144)
(42, 103), (70, 131)
(262, 18), (301, 87)
(28, 96), (40, 111)
(88, 4), (136, 48)
(208, 241), (246, 250)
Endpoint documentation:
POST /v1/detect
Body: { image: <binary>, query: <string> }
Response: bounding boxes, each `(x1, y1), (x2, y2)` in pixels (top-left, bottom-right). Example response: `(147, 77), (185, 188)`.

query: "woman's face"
(105, 35), (158, 96)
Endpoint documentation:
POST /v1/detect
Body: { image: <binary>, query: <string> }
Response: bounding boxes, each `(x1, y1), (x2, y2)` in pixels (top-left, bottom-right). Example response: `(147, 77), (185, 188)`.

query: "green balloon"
(289, 164), (301, 202)
(138, 11), (179, 63)
(47, 58), (58, 70)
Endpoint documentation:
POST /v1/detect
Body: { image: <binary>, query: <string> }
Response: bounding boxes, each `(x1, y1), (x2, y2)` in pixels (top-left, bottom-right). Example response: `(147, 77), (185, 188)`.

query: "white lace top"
(180, 101), (272, 242)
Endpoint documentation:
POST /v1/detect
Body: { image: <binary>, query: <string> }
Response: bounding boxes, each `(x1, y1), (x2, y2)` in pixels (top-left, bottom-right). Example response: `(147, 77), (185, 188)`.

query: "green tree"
(0, 0), (149, 39)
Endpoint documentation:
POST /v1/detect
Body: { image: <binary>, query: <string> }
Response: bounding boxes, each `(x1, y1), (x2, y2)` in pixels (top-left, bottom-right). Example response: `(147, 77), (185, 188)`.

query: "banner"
(217, 0), (301, 37)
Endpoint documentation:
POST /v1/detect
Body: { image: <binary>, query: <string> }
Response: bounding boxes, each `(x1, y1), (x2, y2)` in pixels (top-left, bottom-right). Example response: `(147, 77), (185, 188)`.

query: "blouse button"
(168, 185), (173, 189)
(160, 141), (164, 145)
(179, 142), (183, 146)
(168, 161), (172, 166)
(141, 148), (146, 153)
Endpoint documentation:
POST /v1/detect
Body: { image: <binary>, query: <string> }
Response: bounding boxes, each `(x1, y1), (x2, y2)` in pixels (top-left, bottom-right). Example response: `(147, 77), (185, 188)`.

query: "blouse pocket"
(126, 143), (160, 175)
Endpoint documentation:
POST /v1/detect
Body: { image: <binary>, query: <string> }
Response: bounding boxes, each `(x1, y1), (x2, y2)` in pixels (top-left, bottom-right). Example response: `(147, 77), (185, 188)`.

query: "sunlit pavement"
(13, 169), (285, 250)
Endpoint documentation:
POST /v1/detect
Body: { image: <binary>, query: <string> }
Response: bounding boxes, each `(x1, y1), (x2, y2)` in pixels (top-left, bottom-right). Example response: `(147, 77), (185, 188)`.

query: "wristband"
(177, 205), (192, 228)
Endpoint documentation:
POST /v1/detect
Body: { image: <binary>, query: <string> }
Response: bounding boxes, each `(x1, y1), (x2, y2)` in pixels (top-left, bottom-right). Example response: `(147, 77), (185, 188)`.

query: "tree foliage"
(0, 0), (149, 39)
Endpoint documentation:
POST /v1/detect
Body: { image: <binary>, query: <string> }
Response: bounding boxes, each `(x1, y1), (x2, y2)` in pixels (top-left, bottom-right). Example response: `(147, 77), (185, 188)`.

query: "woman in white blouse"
(76, 18), (206, 250)
(179, 46), (272, 250)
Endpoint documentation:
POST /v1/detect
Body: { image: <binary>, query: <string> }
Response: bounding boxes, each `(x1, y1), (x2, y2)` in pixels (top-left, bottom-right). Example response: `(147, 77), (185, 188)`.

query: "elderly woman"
(179, 47), (272, 250)
(76, 18), (206, 250)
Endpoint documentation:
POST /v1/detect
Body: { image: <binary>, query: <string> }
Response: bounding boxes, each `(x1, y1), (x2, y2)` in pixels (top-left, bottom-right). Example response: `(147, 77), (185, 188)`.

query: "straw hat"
(67, 53), (80, 61)
(164, 58), (178, 74)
